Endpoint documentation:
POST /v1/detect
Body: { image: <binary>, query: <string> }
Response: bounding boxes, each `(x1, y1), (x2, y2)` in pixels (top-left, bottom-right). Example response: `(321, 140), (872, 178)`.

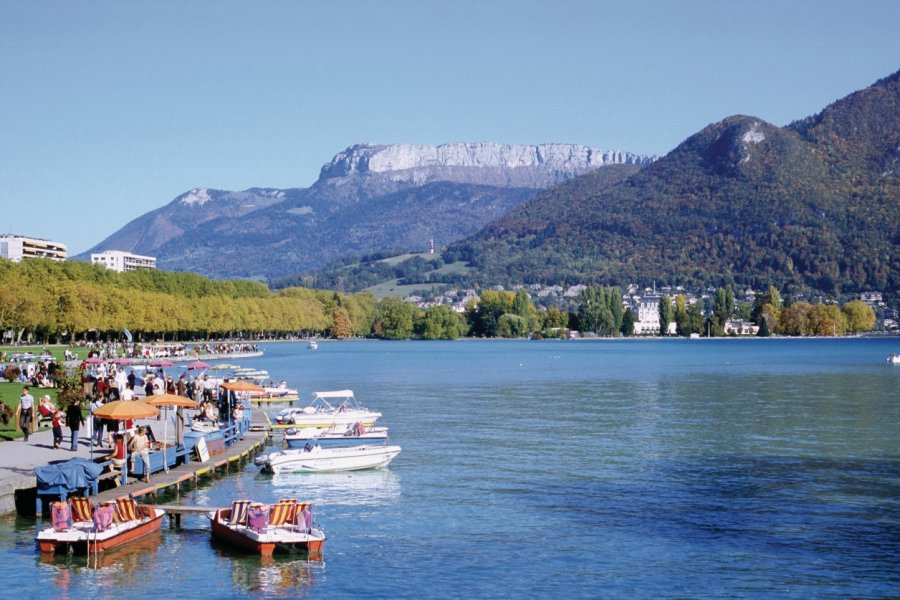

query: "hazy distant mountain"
(445, 70), (900, 297)
(76, 143), (655, 279)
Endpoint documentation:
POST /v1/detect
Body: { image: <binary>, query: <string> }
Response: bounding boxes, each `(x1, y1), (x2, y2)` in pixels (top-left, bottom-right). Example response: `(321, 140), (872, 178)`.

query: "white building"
(91, 250), (156, 272)
(0, 234), (67, 262)
(633, 294), (677, 335)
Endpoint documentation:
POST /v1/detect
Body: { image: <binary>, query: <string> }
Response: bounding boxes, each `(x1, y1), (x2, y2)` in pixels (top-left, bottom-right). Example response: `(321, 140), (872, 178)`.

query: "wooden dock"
(90, 430), (268, 506)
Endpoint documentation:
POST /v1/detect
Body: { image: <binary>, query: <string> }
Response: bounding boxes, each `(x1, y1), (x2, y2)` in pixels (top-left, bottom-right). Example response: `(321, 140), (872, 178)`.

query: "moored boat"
(274, 390), (381, 429)
(255, 444), (401, 474)
(209, 499), (325, 557)
(36, 495), (165, 554)
(284, 423), (389, 448)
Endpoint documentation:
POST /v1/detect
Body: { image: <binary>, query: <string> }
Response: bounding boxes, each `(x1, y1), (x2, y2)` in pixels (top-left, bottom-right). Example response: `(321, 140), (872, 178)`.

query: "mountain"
(445, 70), (900, 297)
(75, 143), (655, 279)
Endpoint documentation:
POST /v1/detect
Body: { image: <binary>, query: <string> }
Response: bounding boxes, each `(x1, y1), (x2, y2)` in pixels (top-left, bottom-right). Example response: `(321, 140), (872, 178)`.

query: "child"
(51, 407), (64, 449)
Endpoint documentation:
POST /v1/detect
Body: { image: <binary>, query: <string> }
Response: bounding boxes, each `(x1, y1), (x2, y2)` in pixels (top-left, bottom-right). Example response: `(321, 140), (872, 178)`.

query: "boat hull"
(209, 510), (325, 557)
(36, 507), (165, 554)
(258, 445), (401, 474)
(275, 411), (382, 429)
(284, 426), (389, 448)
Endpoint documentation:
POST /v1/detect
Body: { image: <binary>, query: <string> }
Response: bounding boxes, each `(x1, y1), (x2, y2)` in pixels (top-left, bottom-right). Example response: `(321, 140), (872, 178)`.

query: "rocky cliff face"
(319, 142), (655, 187)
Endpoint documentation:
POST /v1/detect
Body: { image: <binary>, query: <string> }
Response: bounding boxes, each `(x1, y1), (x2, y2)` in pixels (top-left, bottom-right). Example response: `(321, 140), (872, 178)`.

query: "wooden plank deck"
(92, 430), (268, 505)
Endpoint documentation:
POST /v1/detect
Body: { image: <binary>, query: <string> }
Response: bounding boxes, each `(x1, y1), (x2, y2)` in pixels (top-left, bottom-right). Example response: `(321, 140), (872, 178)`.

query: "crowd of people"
(16, 362), (249, 484)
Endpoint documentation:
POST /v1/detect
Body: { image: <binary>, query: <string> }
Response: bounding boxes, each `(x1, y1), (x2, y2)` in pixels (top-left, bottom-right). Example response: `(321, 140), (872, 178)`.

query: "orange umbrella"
(141, 394), (197, 472)
(142, 393), (198, 408)
(92, 400), (159, 485)
(94, 399), (160, 420)
(220, 380), (264, 392)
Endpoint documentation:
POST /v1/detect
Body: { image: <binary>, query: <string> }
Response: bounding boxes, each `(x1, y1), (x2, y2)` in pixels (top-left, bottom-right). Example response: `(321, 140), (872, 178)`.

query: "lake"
(1, 338), (898, 598)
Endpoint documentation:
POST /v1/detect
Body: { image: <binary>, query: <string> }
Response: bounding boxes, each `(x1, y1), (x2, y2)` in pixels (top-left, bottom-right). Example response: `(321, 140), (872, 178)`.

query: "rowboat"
(255, 444), (401, 474)
(274, 390), (381, 429)
(209, 499), (325, 557)
(284, 423), (389, 448)
(36, 496), (165, 554)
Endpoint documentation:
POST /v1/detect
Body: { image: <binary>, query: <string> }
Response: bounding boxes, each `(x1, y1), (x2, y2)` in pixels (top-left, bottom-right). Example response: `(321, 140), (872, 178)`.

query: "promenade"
(0, 413), (268, 516)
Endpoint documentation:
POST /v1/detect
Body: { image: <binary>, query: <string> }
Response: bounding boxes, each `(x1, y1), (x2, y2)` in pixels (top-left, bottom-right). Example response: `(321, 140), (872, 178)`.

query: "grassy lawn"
(0, 345), (86, 441)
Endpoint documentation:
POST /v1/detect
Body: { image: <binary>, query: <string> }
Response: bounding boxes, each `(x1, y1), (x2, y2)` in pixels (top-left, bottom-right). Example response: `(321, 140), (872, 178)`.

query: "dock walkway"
(1, 409), (270, 516)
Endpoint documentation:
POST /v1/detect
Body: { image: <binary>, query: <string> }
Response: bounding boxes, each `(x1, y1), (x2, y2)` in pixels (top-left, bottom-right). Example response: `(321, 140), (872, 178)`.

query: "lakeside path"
(0, 413), (268, 516)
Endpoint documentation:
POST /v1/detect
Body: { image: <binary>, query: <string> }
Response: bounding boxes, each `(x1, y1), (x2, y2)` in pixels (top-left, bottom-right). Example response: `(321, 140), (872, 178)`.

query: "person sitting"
(129, 426), (151, 483)
(37, 395), (56, 427)
(107, 433), (126, 471)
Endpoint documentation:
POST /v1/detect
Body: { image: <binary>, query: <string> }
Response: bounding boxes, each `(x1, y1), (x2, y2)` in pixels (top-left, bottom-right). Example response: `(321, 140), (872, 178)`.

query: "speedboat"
(308, 339), (318, 350)
(36, 496), (165, 554)
(274, 390), (381, 428)
(209, 499), (325, 557)
(255, 444), (401, 474)
(284, 423), (389, 448)
(888, 353), (900, 364)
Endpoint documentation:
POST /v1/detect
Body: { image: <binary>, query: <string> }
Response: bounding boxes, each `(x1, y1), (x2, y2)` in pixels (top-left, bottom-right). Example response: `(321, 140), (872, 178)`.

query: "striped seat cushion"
(113, 496), (139, 523)
(69, 496), (93, 523)
(229, 500), (252, 526)
(268, 499), (297, 527)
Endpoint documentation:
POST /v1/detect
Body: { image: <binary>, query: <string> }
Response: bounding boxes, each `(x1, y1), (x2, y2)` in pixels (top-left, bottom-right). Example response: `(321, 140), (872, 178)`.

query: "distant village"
(405, 284), (897, 335)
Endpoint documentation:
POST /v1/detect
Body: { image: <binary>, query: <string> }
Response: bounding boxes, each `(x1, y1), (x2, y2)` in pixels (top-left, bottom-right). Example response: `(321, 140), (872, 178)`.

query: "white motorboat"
(284, 423), (389, 448)
(308, 338), (318, 350)
(255, 444), (401, 474)
(888, 353), (900, 364)
(274, 390), (381, 428)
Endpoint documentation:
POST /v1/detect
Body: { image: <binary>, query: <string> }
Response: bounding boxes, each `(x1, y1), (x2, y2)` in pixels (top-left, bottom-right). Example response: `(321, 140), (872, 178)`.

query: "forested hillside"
(445, 70), (900, 298)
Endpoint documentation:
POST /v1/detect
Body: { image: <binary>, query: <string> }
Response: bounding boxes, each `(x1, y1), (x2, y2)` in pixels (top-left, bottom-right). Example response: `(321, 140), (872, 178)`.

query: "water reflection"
(264, 469), (402, 507)
(214, 541), (321, 597)
(37, 529), (162, 592)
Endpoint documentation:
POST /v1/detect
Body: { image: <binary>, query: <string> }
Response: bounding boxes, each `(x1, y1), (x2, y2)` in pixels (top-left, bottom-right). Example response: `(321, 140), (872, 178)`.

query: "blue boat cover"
(34, 458), (105, 492)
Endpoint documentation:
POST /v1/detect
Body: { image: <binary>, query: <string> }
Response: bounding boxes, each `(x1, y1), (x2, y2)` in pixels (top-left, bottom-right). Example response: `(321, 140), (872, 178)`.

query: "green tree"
(659, 296), (673, 336)
(419, 305), (465, 340)
(377, 298), (419, 339)
(620, 308), (635, 337)
(842, 300), (876, 333)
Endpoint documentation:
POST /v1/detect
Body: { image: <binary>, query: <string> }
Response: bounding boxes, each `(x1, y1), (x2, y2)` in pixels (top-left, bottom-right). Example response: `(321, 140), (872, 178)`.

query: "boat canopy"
(312, 390), (354, 399)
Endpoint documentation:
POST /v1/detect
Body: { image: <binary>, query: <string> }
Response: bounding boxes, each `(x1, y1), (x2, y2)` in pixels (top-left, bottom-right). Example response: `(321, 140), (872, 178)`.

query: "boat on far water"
(255, 444), (401, 474)
(308, 338), (318, 350)
(888, 353), (900, 364)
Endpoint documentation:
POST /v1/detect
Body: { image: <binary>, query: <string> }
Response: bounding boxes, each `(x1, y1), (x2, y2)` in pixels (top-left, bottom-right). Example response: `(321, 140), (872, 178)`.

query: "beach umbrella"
(142, 394), (198, 471)
(85, 357), (104, 365)
(149, 359), (174, 368)
(220, 380), (265, 392)
(113, 357), (133, 366)
(93, 400), (160, 486)
(220, 380), (263, 430)
(186, 360), (210, 370)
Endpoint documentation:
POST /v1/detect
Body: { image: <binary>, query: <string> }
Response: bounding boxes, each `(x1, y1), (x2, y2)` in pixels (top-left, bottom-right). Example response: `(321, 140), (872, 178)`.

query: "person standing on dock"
(18, 386), (34, 442)
(66, 399), (85, 451)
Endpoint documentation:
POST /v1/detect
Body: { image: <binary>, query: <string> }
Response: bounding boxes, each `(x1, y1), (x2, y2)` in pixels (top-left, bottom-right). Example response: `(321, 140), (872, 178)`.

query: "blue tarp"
(34, 458), (105, 493)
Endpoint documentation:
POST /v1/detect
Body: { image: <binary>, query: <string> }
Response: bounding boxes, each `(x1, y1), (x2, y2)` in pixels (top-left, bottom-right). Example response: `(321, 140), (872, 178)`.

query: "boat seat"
(229, 500), (252, 526)
(113, 496), (140, 523)
(269, 500), (297, 527)
(69, 496), (94, 523)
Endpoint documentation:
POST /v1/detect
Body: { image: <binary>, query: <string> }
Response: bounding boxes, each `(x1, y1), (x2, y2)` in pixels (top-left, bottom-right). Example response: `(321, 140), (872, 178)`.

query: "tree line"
(1, 259), (877, 343)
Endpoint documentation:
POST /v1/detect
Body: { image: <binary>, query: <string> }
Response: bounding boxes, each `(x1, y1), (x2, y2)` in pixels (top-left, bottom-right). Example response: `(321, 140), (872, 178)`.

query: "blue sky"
(1, 1), (898, 255)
